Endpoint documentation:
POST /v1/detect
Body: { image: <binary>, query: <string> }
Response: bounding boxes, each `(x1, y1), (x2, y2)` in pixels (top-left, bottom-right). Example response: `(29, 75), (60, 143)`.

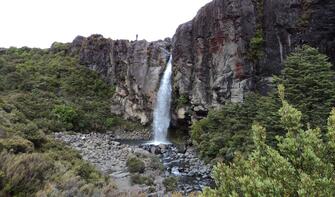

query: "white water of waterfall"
(152, 55), (173, 145)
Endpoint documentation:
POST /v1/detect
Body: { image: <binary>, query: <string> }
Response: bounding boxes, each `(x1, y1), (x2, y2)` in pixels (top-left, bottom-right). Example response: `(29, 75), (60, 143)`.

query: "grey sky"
(0, 0), (212, 48)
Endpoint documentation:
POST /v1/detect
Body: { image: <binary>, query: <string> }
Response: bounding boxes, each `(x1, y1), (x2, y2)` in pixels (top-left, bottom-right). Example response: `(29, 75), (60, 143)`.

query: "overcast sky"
(0, 0), (212, 48)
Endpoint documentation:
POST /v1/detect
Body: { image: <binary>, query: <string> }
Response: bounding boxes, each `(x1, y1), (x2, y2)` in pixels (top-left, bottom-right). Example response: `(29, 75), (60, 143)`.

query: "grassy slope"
(0, 45), (130, 196)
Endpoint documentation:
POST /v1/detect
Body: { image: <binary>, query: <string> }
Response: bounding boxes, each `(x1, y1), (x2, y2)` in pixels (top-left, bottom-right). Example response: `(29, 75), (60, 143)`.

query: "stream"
(54, 132), (214, 195)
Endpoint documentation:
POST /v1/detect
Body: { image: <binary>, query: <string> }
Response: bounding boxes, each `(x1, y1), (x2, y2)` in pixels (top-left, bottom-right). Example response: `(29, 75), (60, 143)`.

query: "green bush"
(201, 85), (335, 196)
(277, 45), (335, 130)
(0, 152), (54, 196)
(76, 162), (102, 183)
(191, 93), (281, 161)
(176, 94), (189, 108)
(52, 104), (78, 127)
(130, 174), (154, 186)
(163, 176), (178, 192)
(149, 156), (164, 171)
(15, 122), (46, 148)
(0, 136), (34, 153)
(248, 29), (264, 62)
(105, 117), (121, 128)
(126, 157), (145, 173)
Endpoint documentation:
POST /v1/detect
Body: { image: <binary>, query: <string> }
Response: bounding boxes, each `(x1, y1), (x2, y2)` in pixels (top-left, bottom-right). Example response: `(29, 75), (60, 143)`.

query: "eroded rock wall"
(171, 0), (335, 125)
(172, 0), (256, 123)
(71, 0), (335, 128)
(72, 35), (171, 125)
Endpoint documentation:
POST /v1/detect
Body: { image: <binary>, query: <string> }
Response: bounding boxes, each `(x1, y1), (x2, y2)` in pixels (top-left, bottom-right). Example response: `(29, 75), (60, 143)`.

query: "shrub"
(149, 156), (164, 171)
(15, 122), (46, 148)
(126, 157), (145, 173)
(201, 85), (335, 196)
(130, 174), (154, 186)
(277, 45), (335, 129)
(176, 94), (189, 108)
(0, 152), (54, 196)
(105, 117), (121, 128)
(76, 162), (102, 183)
(52, 104), (78, 127)
(0, 136), (34, 153)
(248, 29), (264, 63)
(191, 93), (281, 161)
(163, 176), (178, 192)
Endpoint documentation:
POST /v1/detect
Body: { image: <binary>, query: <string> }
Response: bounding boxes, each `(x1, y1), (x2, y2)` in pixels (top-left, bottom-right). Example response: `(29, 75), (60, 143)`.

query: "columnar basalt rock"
(73, 35), (171, 125)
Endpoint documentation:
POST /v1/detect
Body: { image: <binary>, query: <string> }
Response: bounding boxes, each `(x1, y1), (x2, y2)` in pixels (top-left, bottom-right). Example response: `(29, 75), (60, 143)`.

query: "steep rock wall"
(70, 0), (335, 128)
(172, 0), (256, 123)
(172, 0), (335, 125)
(72, 35), (171, 125)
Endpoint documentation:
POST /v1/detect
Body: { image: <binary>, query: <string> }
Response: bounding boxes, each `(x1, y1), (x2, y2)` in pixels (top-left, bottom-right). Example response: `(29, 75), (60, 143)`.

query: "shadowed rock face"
(261, 0), (335, 76)
(72, 35), (171, 125)
(171, 0), (335, 125)
(172, 0), (256, 123)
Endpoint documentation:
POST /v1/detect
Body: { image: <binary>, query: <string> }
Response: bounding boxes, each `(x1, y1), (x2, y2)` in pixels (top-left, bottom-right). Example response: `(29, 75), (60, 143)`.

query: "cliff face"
(172, 0), (335, 125)
(172, 0), (256, 123)
(71, 0), (334, 128)
(72, 35), (171, 125)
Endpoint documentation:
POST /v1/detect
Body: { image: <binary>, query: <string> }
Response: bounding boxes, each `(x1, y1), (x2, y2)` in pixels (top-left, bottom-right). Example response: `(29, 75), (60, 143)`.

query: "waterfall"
(152, 55), (173, 144)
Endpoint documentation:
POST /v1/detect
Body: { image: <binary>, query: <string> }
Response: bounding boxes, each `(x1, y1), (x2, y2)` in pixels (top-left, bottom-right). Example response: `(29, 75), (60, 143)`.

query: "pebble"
(53, 132), (214, 195)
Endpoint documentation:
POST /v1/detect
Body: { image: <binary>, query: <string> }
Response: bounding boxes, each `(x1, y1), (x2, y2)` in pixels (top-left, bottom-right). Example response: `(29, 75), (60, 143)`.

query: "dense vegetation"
(277, 45), (335, 129)
(0, 46), (132, 195)
(0, 46), (141, 133)
(191, 46), (335, 162)
(201, 85), (335, 196)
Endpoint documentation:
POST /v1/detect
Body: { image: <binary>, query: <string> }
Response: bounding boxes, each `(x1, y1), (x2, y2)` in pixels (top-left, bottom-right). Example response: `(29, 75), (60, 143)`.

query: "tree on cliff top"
(201, 85), (335, 196)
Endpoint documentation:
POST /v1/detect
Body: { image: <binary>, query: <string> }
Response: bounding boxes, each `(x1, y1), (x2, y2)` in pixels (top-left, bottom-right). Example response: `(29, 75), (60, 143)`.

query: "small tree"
(278, 45), (335, 129)
(201, 85), (335, 196)
(52, 104), (78, 129)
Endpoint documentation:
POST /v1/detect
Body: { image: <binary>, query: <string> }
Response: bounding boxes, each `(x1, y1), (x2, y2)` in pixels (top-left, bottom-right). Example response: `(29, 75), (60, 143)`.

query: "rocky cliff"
(172, 0), (256, 124)
(71, 35), (171, 125)
(71, 0), (334, 128)
(171, 0), (335, 125)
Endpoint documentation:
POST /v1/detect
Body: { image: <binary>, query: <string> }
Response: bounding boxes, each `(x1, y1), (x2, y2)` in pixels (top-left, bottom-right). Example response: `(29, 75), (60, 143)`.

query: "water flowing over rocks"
(140, 144), (214, 194)
(53, 132), (213, 195)
(71, 35), (172, 125)
(152, 56), (173, 144)
(62, 0), (335, 131)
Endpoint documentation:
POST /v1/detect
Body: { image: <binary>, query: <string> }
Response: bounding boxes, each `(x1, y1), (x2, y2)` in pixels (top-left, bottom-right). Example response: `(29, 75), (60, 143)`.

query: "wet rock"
(54, 132), (213, 195)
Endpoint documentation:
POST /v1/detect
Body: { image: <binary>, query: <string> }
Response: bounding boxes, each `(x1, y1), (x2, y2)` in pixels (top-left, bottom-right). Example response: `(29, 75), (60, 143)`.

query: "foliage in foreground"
(201, 85), (335, 196)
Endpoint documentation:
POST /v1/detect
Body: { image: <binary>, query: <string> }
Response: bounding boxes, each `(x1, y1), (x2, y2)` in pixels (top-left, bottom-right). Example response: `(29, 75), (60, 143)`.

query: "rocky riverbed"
(53, 132), (213, 196)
